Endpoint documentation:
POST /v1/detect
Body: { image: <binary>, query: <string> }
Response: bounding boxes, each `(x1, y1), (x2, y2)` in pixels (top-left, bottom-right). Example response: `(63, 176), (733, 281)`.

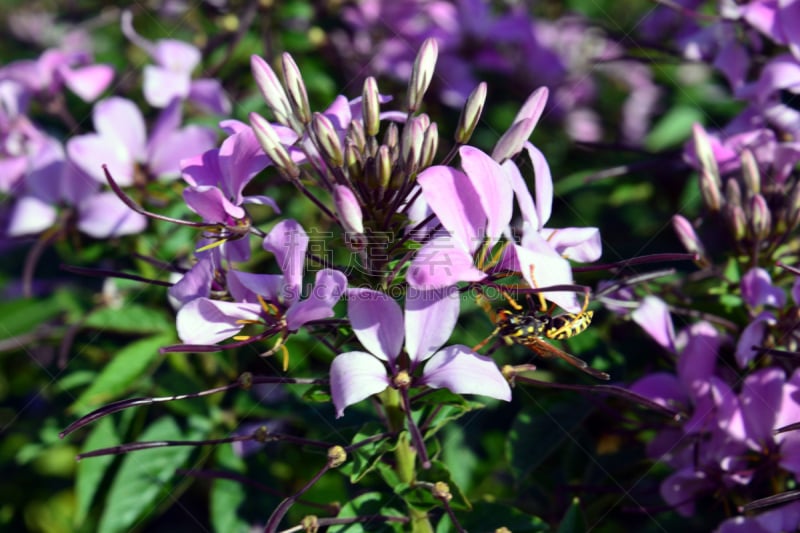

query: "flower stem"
(380, 388), (434, 533)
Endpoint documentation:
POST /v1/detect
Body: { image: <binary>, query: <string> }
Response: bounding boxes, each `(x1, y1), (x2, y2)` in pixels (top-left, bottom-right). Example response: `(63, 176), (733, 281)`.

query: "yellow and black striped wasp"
(476, 278), (609, 380)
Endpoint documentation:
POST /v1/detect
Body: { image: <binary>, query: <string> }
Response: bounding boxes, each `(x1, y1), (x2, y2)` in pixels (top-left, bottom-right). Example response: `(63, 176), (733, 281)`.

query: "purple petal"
(263, 219), (308, 302)
(783, 1), (800, 61)
(67, 133), (135, 185)
(143, 66), (190, 108)
(285, 269), (347, 330)
(168, 257), (214, 308)
(515, 242), (578, 312)
(149, 125), (218, 179)
(678, 321), (722, 388)
(417, 165), (486, 252)
(741, 267), (786, 308)
(183, 185), (246, 221)
(659, 468), (714, 517)
(739, 368), (784, 450)
(503, 159), (538, 228)
(540, 227), (602, 262)
(631, 296), (676, 353)
(734, 313), (773, 368)
(8, 196), (57, 236)
(347, 288), (404, 363)
(524, 143), (553, 228)
(58, 64), (113, 102)
(406, 237), (487, 290)
(404, 286), (460, 364)
(93, 97), (147, 162)
(629, 372), (686, 408)
(181, 150), (222, 188)
(76, 192), (147, 238)
(459, 145), (513, 245)
(152, 39), (201, 71)
(329, 351), (389, 418)
(421, 345), (511, 401)
(227, 270), (284, 303)
(188, 78), (232, 115)
(175, 298), (262, 344)
(218, 128), (270, 204)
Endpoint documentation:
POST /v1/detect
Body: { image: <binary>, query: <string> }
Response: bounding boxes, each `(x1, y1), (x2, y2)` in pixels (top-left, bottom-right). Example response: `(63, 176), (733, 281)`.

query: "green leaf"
(210, 445), (249, 533)
(557, 498), (587, 533)
(74, 417), (118, 527)
(97, 416), (192, 533)
(83, 304), (171, 334)
(0, 296), (62, 341)
(343, 422), (395, 483)
(329, 492), (405, 533)
(415, 389), (481, 439)
(507, 402), (592, 480)
(70, 332), (173, 412)
(400, 460), (471, 512)
(645, 105), (704, 151)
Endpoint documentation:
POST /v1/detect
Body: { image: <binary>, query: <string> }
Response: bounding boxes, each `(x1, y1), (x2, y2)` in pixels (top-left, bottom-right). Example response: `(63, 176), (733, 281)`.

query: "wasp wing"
(522, 337), (610, 380)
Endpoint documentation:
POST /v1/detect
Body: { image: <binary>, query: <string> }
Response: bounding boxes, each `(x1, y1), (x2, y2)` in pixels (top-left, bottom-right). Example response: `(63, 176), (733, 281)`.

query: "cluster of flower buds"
(686, 124), (800, 259)
(248, 39), (492, 280)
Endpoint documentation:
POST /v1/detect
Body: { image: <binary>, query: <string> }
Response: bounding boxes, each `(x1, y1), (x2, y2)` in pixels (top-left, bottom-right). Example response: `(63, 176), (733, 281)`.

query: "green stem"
(380, 388), (434, 533)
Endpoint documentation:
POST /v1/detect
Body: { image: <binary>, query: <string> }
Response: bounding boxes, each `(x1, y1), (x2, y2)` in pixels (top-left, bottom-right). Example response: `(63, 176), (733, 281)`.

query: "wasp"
(493, 307), (609, 380)
(475, 264), (609, 380)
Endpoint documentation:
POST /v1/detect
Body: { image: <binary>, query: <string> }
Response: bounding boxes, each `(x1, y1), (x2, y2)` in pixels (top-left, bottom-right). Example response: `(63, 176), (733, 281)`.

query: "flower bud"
(692, 123), (721, 189)
(382, 122), (399, 153)
(740, 149), (760, 196)
(455, 82), (486, 144)
(407, 38), (438, 113)
(362, 76), (381, 137)
(749, 193), (772, 240)
(249, 112), (299, 178)
(377, 145), (392, 191)
(327, 445), (347, 468)
(672, 215), (708, 266)
(699, 168), (723, 212)
(787, 181), (800, 231)
(491, 117), (533, 163)
(251, 55), (293, 127)
(420, 122), (438, 169)
(333, 184), (364, 234)
(432, 481), (452, 502)
(281, 53), (311, 125)
(345, 141), (363, 182)
(311, 112), (344, 168)
(725, 204), (747, 242)
(347, 120), (366, 154)
(725, 178), (741, 208)
(402, 116), (426, 174)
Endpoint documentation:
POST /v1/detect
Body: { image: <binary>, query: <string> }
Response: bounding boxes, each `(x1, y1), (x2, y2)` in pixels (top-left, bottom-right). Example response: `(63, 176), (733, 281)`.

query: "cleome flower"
(330, 286), (511, 417)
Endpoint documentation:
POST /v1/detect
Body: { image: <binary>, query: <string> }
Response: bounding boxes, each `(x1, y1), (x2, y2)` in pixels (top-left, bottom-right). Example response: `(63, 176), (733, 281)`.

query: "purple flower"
(67, 97), (217, 187)
(329, 287), (510, 417)
(181, 120), (280, 261)
(121, 11), (230, 114)
(717, 501), (800, 533)
(7, 136), (146, 238)
(0, 48), (113, 102)
(175, 220), (346, 345)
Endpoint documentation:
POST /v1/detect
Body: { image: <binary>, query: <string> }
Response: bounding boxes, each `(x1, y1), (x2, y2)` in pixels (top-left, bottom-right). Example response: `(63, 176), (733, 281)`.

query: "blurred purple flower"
(329, 287), (510, 417)
(67, 97), (217, 187)
(7, 136), (146, 238)
(122, 11), (230, 114)
(0, 48), (113, 102)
